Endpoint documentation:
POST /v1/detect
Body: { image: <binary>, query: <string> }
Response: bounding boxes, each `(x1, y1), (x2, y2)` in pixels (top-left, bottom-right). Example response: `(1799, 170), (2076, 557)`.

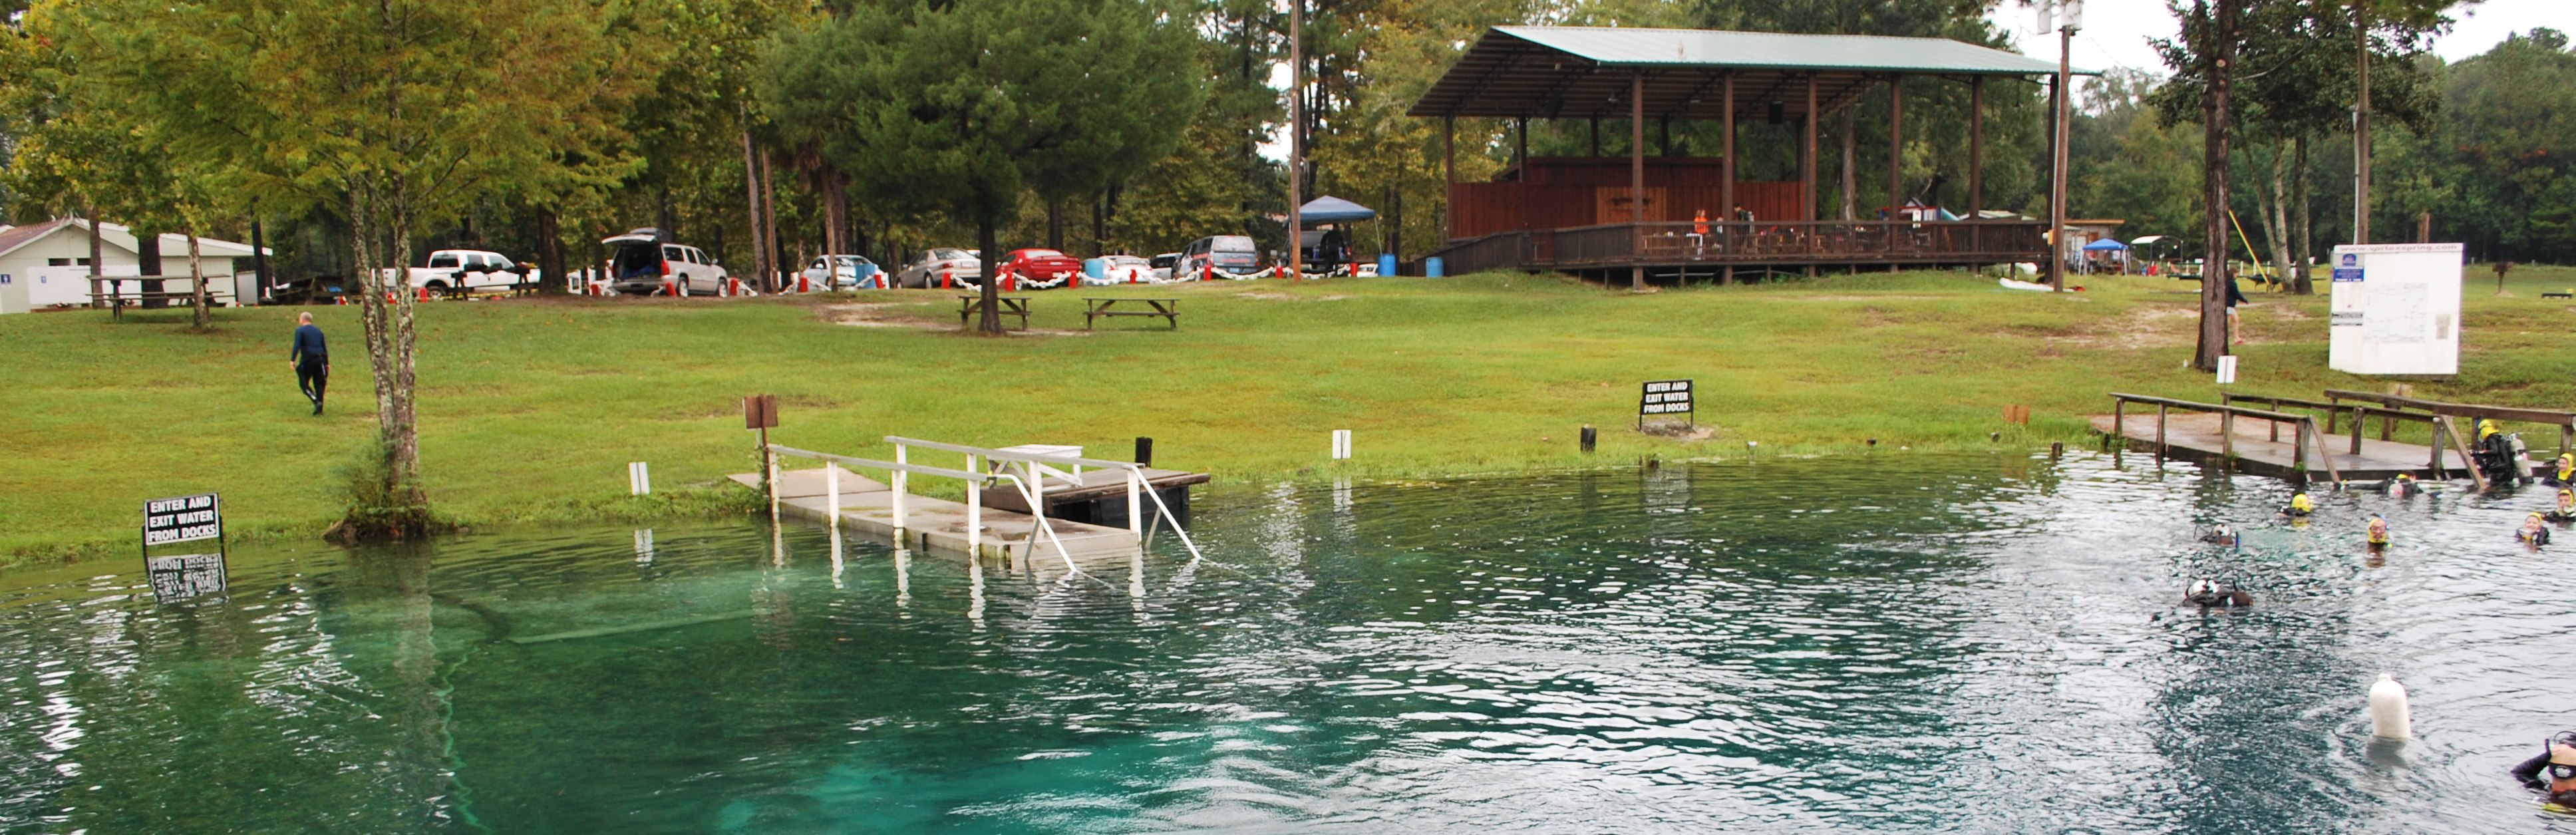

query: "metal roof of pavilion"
(1410, 26), (2094, 121)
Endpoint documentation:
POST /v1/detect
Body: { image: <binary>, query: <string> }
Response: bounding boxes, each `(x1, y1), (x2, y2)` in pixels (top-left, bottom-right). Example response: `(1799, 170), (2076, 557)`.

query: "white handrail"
(884, 435), (1136, 470)
(766, 444), (1075, 569)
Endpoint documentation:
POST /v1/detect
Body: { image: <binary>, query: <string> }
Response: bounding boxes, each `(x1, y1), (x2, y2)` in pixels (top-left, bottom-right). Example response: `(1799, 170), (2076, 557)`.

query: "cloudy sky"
(1989, 0), (2576, 78)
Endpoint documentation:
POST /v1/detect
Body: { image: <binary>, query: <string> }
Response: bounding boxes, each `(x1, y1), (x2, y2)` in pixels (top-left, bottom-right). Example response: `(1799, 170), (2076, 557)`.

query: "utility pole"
(2354, 0), (2372, 245)
(1286, 0), (1303, 283)
(2048, 0), (2080, 292)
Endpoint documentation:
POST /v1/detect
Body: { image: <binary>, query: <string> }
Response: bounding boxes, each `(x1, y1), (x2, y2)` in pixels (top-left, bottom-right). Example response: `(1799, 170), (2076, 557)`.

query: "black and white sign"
(142, 493), (226, 602)
(1640, 379), (1695, 417)
(144, 493), (222, 546)
(146, 554), (228, 600)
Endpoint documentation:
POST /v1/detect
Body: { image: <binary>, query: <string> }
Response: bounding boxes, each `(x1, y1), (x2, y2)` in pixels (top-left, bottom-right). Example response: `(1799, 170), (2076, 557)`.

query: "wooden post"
(1631, 71), (1647, 292)
(2295, 420), (2309, 472)
(2350, 407), (2364, 454)
(2156, 403), (2168, 456)
(765, 445), (780, 527)
(1887, 75), (1903, 216)
(1721, 72), (1736, 282)
(1589, 117), (1601, 156)
(2222, 410), (2235, 464)
(1969, 77), (1985, 218)
(1802, 73), (1818, 222)
(1442, 115), (1455, 241)
(2112, 398), (2125, 449)
(1514, 116), (1528, 171)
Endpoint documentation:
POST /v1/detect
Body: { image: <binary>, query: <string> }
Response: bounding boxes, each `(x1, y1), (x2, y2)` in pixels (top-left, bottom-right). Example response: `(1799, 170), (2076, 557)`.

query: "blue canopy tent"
(1295, 196), (1380, 274)
(2080, 237), (2130, 275)
(2081, 238), (2128, 251)
(1298, 196), (1377, 224)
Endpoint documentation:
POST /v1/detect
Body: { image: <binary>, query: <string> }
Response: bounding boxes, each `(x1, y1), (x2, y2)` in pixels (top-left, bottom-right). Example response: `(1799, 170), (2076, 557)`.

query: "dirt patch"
(2060, 304), (2200, 350)
(1241, 291), (1351, 301)
(818, 303), (940, 330)
(1794, 294), (1948, 302)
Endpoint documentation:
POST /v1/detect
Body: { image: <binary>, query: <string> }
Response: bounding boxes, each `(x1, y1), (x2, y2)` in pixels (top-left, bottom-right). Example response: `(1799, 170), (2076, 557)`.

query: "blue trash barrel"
(1426, 257), (1445, 278)
(1378, 253), (1397, 277)
(853, 263), (882, 288)
(1082, 258), (1106, 282)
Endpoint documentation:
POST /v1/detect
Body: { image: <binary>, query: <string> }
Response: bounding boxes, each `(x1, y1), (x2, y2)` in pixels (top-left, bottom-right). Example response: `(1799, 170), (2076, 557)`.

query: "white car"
(798, 255), (883, 289)
(603, 228), (728, 296)
(382, 249), (536, 293)
(1148, 253), (1179, 283)
(1089, 255), (1155, 285)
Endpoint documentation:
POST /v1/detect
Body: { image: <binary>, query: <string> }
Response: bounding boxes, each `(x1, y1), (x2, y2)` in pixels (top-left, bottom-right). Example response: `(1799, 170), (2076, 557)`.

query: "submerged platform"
(2088, 412), (2453, 480)
(727, 466), (1161, 568)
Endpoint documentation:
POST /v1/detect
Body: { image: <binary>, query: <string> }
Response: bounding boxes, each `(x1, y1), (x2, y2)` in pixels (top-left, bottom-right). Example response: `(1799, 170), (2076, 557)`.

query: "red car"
(995, 248), (1085, 290)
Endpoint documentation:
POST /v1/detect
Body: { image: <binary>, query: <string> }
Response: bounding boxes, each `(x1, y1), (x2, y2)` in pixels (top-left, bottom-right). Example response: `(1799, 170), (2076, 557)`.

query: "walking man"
(290, 311), (328, 415)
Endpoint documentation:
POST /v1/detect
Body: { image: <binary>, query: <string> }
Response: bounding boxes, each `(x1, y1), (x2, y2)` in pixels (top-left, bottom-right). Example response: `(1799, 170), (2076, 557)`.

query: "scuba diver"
(2546, 454), (2576, 488)
(2199, 524), (2239, 547)
(2523, 513), (2555, 546)
(2281, 492), (2316, 519)
(2472, 419), (2529, 487)
(2367, 514), (2392, 549)
(2548, 489), (2576, 524)
(2511, 733), (2576, 808)
(2181, 579), (2253, 608)
(2386, 473), (2423, 499)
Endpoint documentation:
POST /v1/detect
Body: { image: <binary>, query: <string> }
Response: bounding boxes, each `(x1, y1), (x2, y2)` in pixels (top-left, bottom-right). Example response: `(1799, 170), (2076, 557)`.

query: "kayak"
(1999, 277), (2056, 292)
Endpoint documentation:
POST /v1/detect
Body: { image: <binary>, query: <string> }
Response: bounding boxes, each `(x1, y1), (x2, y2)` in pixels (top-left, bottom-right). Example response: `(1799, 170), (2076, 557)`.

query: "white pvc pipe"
(2369, 674), (2412, 740)
(826, 464), (841, 530)
(891, 443), (908, 542)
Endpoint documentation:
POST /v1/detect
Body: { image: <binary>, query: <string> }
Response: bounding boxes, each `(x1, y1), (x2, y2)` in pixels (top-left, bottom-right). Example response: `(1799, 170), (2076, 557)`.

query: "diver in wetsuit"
(2511, 735), (2576, 807)
(2386, 473), (2422, 498)
(2281, 492), (2316, 518)
(2548, 490), (2576, 524)
(2546, 454), (2576, 488)
(2200, 524), (2239, 547)
(2472, 419), (2525, 487)
(2522, 513), (2555, 546)
(2182, 579), (2253, 607)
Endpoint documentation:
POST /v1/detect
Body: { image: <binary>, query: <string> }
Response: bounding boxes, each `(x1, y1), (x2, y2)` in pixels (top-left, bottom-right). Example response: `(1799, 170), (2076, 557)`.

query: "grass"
(4, 264), (2571, 568)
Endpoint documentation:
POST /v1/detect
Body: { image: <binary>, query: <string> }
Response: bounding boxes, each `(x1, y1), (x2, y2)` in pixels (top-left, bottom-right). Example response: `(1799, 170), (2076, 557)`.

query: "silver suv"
(603, 228), (728, 296)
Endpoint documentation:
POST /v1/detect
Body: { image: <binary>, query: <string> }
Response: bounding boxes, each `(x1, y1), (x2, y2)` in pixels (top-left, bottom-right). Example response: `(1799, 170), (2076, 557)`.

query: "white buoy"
(2368, 674), (2412, 741)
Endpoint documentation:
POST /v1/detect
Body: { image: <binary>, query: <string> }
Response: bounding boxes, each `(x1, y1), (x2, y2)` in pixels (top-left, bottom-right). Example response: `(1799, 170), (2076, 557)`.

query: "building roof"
(0, 218), (265, 261)
(1410, 26), (2094, 121)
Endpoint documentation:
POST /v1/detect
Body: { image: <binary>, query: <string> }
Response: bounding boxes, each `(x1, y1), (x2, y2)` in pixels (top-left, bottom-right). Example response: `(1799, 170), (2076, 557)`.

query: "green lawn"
(5, 265), (2571, 566)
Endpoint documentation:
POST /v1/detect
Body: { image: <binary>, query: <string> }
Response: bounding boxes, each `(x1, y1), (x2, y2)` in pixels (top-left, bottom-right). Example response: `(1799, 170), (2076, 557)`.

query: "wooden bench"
(957, 294), (1031, 330)
(1083, 297), (1178, 329)
(2544, 289), (2573, 299)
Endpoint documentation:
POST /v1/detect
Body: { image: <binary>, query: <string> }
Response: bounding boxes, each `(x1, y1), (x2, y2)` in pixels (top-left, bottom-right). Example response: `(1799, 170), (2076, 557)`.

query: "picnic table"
(1083, 297), (1178, 330)
(957, 294), (1032, 330)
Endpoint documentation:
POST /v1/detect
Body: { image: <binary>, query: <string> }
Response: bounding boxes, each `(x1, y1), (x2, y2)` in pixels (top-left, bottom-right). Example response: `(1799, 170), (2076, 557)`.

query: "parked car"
(1090, 254), (1154, 285)
(995, 248), (1084, 289)
(603, 228), (727, 296)
(894, 248), (983, 288)
(1148, 253), (1179, 283)
(1176, 235), (1263, 280)
(380, 249), (534, 293)
(798, 255), (882, 289)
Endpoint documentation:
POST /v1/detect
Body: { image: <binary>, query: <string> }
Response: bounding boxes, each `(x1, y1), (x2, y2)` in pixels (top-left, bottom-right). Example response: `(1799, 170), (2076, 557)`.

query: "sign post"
(141, 492), (226, 602)
(744, 394), (780, 520)
(2329, 244), (2464, 375)
(1639, 379), (1695, 431)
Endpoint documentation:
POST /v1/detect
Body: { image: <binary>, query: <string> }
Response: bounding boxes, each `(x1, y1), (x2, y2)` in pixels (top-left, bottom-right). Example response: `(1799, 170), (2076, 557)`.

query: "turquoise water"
(3, 453), (2574, 833)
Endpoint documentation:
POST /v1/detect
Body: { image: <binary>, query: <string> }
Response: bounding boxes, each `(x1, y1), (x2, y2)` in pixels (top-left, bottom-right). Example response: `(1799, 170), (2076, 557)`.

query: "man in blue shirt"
(289, 311), (329, 415)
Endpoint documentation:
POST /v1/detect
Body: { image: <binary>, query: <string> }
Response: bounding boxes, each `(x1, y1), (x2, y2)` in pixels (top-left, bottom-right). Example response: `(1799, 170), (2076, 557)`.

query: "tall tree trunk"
(535, 208), (565, 295)
(186, 223), (209, 330)
(86, 206), (103, 309)
(1839, 107), (1857, 220)
(741, 128), (770, 292)
(823, 169), (850, 256)
(2194, 0), (2239, 371)
(758, 148), (780, 292)
(977, 220), (1001, 334)
(1046, 201), (1064, 251)
(389, 200), (421, 488)
(2265, 140), (2293, 293)
(2291, 134), (2313, 294)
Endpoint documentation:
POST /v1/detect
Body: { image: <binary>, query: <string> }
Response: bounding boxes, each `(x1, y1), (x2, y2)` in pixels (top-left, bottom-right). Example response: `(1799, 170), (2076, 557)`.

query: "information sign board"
(140, 492), (226, 602)
(2328, 244), (2463, 375)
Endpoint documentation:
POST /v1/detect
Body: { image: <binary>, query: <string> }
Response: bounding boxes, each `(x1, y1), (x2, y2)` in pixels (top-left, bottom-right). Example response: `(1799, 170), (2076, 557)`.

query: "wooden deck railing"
(1427, 219), (2051, 273)
(2325, 389), (2575, 457)
(2109, 393), (2344, 484)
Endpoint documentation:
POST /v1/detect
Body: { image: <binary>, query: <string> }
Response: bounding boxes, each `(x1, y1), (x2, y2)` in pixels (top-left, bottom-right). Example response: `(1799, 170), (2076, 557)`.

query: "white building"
(0, 218), (269, 311)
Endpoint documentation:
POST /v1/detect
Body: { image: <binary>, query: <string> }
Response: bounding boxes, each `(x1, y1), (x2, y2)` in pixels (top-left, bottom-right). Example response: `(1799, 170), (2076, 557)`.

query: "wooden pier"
(2090, 391), (2573, 486)
(2090, 411), (2448, 480)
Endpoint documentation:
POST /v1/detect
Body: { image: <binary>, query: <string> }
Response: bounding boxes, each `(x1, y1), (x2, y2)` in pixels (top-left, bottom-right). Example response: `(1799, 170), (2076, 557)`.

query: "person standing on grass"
(2224, 267), (2250, 345)
(289, 311), (328, 416)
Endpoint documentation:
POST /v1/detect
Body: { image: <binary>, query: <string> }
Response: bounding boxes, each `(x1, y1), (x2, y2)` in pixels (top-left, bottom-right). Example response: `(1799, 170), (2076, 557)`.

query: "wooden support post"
(1514, 116), (1528, 170)
(1887, 75), (1903, 215)
(2269, 415), (2279, 442)
(765, 446), (780, 526)
(2382, 413), (2395, 441)
(2350, 407), (2364, 454)
(1969, 77), (1985, 218)
(1442, 116), (1455, 241)
(2430, 418), (2448, 477)
(2222, 410), (2235, 464)
(2295, 420), (2309, 472)
(2156, 403), (2169, 456)
(1631, 71), (1647, 292)
(1802, 73), (1818, 222)
(2440, 416), (2490, 492)
(2112, 398), (2125, 449)
(1589, 117), (1601, 156)
(1721, 71), (1737, 277)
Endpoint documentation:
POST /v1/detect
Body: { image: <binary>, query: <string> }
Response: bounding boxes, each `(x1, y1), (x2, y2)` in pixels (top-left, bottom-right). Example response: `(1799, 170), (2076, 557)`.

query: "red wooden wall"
(1447, 156), (1804, 240)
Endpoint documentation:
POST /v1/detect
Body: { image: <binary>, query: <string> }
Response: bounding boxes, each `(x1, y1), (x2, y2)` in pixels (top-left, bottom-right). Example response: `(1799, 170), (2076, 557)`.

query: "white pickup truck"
(381, 250), (538, 293)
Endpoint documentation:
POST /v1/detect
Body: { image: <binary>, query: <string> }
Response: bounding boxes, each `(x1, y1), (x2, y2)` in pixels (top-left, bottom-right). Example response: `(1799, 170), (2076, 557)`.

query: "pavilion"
(1412, 26), (2094, 285)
